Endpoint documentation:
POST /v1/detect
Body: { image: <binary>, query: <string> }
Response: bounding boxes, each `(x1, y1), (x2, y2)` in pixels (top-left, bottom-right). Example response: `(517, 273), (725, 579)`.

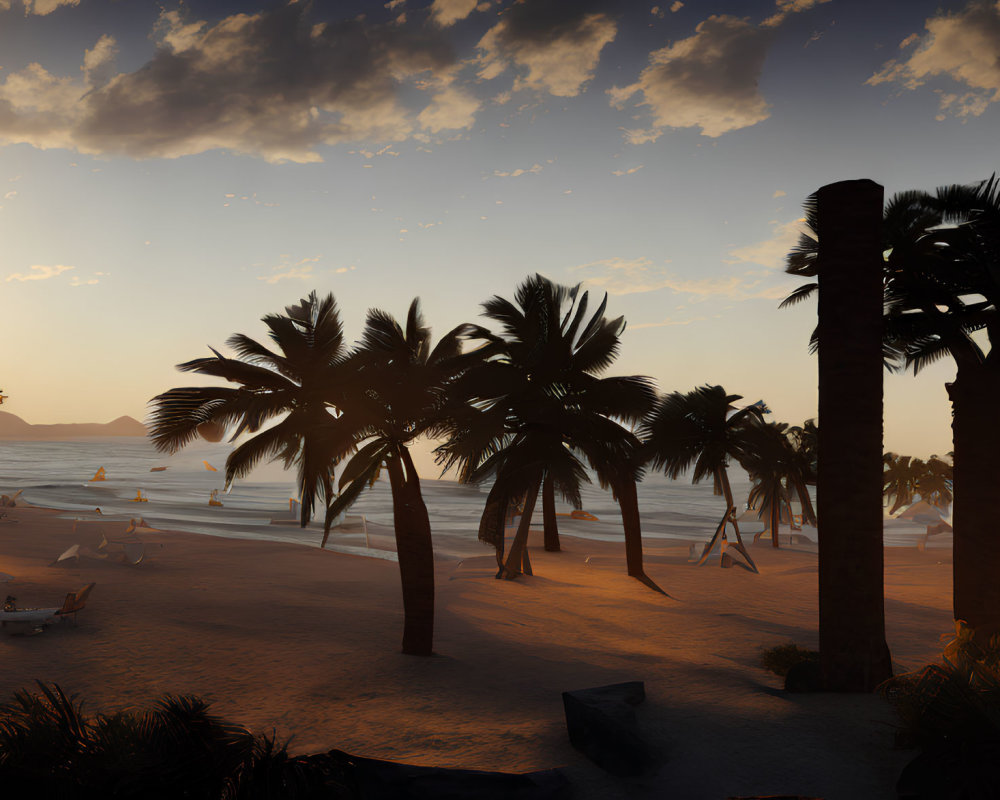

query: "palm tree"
(147, 291), (347, 529)
(149, 293), (475, 656)
(883, 453), (920, 515)
(788, 174), (1000, 637)
(640, 385), (762, 572)
(740, 420), (798, 548)
(438, 275), (660, 588)
(321, 299), (481, 656)
(884, 453), (954, 514)
(814, 179), (893, 691)
(917, 455), (953, 509)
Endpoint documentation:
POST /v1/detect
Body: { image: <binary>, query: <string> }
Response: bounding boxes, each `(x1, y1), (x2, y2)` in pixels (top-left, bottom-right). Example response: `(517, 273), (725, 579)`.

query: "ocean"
(0, 438), (942, 558)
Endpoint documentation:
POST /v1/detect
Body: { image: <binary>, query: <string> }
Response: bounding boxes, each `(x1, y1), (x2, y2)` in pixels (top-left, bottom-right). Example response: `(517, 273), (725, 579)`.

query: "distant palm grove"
(147, 275), (817, 656)
(148, 171), (994, 665)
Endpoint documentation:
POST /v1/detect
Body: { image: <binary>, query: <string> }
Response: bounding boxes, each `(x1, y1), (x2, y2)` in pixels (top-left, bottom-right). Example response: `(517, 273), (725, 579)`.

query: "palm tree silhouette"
(640, 385), (761, 572)
(147, 291), (347, 528)
(439, 275), (658, 585)
(322, 299), (480, 655)
(788, 175), (1000, 636)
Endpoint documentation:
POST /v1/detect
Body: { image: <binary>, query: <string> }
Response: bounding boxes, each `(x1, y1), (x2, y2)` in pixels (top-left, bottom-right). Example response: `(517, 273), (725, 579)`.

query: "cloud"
(417, 86), (481, 132)
(430, 0), (479, 27)
(20, 0), (80, 14)
(256, 256), (320, 284)
(492, 162), (543, 177)
(671, 1), (684, 11)
(610, 1), (829, 139)
(6, 264), (74, 282)
(609, 15), (772, 138)
(612, 165), (643, 176)
(571, 253), (797, 301)
(476, 0), (617, 97)
(761, 0), (831, 28)
(82, 34), (117, 88)
(0, 5), (460, 163)
(868, 1), (1000, 120)
(725, 218), (806, 269)
(570, 257), (676, 295)
(772, 189), (786, 198)
(631, 316), (710, 329)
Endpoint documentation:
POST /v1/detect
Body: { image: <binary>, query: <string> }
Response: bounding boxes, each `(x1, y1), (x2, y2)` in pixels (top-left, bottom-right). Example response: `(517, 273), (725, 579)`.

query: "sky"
(1, 0), (997, 475)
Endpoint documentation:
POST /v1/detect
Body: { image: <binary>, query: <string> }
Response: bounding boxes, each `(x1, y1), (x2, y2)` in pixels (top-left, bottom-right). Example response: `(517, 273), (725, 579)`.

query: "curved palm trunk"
(617, 475), (669, 595)
(386, 451), (435, 656)
(770, 498), (781, 548)
(948, 369), (1000, 638)
(816, 179), (892, 691)
(542, 474), (561, 551)
(791, 477), (817, 527)
(501, 472), (542, 579)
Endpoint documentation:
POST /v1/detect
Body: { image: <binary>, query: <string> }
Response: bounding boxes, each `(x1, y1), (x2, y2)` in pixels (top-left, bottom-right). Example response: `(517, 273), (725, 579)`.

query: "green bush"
(758, 642), (820, 677)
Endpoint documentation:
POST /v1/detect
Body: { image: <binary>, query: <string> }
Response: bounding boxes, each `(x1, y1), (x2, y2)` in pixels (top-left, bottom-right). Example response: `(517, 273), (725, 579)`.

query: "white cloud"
(6, 264), (75, 282)
(476, 4), (616, 97)
(493, 162), (543, 178)
(256, 256), (320, 284)
(82, 34), (117, 88)
(762, 0), (832, 28)
(23, 0), (80, 15)
(612, 165), (643, 176)
(0, 5), (460, 163)
(417, 86), (481, 132)
(725, 218), (806, 270)
(430, 0), (478, 27)
(868, 1), (1000, 119)
(609, 15), (772, 138)
(571, 253), (796, 301)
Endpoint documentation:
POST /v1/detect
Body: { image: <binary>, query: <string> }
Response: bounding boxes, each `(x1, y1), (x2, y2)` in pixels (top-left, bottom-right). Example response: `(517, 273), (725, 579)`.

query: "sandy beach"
(0, 502), (953, 799)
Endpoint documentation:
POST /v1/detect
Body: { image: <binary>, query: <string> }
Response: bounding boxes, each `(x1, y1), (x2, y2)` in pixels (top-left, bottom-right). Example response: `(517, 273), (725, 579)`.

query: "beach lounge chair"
(54, 583), (95, 625)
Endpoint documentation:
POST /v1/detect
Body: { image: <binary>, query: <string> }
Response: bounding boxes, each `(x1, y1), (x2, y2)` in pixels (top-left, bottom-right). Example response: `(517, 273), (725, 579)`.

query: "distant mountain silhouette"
(0, 411), (147, 440)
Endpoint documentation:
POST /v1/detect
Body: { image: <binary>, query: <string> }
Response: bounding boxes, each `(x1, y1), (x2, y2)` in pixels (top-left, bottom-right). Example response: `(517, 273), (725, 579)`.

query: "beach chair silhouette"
(55, 583), (95, 625)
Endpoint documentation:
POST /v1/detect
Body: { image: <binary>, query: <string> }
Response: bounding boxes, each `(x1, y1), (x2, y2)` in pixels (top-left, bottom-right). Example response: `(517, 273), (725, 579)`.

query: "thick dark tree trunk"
(948, 368), (1000, 638)
(619, 476), (644, 577)
(770, 499), (780, 548)
(501, 473), (542, 579)
(386, 452), (435, 657)
(617, 475), (669, 595)
(542, 474), (561, 551)
(817, 179), (893, 691)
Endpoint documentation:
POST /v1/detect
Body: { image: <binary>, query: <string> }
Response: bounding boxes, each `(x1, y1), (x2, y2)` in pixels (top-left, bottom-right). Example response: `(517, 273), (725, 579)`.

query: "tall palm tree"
(438, 275), (660, 588)
(788, 174), (1000, 637)
(814, 179), (893, 692)
(321, 299), (481, 656)
(147, 291), (347, 529)
(149, 293), (475, 657)
(640, 385), (761, 572)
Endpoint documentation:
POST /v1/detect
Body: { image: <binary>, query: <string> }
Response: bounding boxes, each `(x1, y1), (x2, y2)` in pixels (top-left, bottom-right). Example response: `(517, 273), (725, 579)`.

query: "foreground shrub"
(0, 682), (356, 799)
(759, 642), (819, 678)
(879, 622), (1000, 799)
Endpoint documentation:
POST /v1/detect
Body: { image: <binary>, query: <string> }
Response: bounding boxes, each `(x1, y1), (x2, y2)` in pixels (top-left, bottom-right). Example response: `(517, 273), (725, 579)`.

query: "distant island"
(0, 411), (147, 440)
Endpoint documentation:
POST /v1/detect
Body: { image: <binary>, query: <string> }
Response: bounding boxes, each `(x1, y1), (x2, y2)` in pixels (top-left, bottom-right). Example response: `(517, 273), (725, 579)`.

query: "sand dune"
(0, 503), (952, 799)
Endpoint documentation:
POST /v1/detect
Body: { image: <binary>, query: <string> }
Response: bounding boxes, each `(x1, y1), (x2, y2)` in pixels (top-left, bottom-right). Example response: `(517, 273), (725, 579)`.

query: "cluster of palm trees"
(148, 275), (815, 657)
(784, 173), (1000, 638)
(883, 452), (953, 515)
